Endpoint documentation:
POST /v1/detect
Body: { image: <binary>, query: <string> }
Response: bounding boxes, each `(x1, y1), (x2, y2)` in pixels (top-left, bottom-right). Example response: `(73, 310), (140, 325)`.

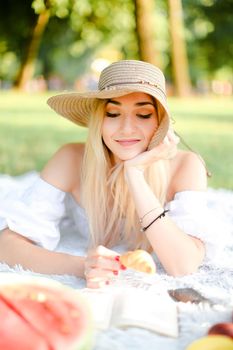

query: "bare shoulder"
(169, 150), (207, 198)
(40, 143), (85, 193)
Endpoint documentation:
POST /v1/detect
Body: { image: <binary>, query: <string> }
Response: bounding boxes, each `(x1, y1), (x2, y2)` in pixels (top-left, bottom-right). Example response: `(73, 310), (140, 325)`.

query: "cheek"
(145, 120), (158, 140)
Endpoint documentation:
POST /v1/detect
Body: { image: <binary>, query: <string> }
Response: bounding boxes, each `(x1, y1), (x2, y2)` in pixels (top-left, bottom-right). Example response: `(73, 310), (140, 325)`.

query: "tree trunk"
(14, 9), (50, 90)
(134, 0), (162, 68)
(168, 0), (192, 96)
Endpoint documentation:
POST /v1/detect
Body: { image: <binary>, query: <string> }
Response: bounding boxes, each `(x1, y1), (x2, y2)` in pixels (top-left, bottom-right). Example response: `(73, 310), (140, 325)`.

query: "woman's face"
(102, 92), (158, 162)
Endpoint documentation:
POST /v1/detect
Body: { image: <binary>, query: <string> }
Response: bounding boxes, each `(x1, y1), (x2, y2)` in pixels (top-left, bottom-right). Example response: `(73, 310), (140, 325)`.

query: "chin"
(114, 150), (142, 161)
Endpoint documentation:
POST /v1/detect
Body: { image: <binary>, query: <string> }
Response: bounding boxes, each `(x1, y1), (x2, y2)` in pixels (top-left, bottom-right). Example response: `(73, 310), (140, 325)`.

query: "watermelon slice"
(0, 275), (93, 350)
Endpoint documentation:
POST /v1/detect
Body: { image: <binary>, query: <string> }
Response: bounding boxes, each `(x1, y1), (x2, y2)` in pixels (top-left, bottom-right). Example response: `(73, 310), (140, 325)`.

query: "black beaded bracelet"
(140, 209), (169, 232)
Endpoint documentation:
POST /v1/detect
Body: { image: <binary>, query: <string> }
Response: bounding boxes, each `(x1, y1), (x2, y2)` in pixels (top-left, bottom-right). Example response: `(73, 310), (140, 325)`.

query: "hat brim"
(47, 84), (170, 147)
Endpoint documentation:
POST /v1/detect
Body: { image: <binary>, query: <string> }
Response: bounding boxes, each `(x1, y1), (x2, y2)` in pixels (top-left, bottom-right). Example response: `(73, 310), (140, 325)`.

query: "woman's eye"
(106, 112), (120, 118)
(137, 113), (152, 119)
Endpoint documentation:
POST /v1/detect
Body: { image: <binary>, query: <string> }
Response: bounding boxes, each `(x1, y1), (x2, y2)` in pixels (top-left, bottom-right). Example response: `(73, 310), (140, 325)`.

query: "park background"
(0, 0), (232, 189)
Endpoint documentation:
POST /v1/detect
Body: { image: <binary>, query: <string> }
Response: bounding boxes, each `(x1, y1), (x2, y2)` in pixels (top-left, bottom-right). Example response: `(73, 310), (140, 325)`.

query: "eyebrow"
(106, 99), (155, 107)
(136, 101), (154, 106)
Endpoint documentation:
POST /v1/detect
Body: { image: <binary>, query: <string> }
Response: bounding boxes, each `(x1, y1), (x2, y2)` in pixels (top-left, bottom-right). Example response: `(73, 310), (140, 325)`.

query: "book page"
(80, 288), (115, 330)
(111, 289), (178, 338)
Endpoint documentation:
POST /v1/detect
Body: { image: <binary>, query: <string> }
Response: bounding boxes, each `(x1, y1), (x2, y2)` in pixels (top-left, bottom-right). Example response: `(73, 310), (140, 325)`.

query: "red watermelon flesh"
(0, 297), (49, 350)
(0, 283), (92, 350)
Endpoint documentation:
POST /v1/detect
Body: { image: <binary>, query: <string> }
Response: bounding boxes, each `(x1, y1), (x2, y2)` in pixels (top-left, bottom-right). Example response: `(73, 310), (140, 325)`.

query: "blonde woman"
(0, 60), (216, 288)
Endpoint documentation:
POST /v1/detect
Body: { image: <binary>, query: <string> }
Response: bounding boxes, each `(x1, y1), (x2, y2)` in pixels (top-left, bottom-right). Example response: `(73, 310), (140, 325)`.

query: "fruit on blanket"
(0, 277), (93, 350)
(120, 249), (156, 274)
(208, 322), (233, 339)
(186, 335), (233, 350)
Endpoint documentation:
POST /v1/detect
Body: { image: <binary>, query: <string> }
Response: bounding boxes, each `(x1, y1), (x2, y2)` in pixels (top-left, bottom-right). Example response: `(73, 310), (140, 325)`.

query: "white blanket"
(0, 171), (233, 350)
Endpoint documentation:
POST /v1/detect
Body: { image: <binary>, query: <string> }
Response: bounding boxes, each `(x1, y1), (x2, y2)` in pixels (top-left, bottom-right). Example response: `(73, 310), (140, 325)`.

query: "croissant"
(120, 249), (156, 274)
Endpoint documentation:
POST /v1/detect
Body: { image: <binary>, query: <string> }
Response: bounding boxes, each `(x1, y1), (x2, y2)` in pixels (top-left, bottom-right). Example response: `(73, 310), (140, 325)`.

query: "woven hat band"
(100, 80), (166, 97)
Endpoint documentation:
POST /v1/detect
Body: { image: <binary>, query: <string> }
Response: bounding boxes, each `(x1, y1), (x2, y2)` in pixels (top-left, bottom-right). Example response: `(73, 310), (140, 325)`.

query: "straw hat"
(47, 60), (171, 148)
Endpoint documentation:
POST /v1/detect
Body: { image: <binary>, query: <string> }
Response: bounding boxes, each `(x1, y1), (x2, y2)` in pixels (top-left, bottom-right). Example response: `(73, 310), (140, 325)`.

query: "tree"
(133, 0), (162, 68)
(14, 0), (74, 89)
(14, 8), (50, 89)
(167, 0), (192, 96)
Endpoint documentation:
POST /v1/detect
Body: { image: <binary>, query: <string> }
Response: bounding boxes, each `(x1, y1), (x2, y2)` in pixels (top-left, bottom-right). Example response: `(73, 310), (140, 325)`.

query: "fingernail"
(120, 264), (127, 270)
(115, 256), (120, 262)
(113, 270), (118, 275)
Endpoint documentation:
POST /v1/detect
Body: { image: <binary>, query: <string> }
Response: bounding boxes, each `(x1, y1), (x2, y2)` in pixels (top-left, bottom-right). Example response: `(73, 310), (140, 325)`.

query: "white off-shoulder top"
(0, 177), (226, 264)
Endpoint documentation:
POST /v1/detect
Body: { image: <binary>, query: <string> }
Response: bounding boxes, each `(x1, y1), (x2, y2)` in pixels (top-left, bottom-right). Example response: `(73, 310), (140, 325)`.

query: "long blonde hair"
(81, 99), (176, 251)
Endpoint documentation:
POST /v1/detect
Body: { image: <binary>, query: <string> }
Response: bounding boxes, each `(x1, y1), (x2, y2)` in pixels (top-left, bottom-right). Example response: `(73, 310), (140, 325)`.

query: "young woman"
(0, 60), (215, 288)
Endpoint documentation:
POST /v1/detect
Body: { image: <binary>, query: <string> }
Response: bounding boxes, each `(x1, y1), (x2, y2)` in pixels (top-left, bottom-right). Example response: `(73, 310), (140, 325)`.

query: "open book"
(80, 286), (178, 338)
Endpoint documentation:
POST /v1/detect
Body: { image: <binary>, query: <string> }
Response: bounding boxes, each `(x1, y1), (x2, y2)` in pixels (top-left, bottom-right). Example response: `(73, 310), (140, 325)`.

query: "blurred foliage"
(0, 0), (37, 81)
(0, 0), (137, 84)
(183, 0), (233, 81)
(0, 0), (232, 86)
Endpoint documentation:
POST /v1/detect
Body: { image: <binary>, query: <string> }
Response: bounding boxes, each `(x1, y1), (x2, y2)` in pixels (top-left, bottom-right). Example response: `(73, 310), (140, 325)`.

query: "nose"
(120, 115), (136, 133)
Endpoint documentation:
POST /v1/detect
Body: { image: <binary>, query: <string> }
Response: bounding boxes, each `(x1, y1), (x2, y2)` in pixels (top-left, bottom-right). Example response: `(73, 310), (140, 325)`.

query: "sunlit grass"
(0, 91), (232, 189)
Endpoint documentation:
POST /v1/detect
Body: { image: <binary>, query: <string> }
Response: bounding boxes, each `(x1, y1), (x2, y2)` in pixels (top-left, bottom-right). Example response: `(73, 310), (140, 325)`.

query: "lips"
(116, 139), (140, 147)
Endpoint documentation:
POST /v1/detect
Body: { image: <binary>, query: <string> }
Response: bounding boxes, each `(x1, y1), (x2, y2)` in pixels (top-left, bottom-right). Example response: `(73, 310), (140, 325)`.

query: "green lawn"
(0, 91), (233, 189)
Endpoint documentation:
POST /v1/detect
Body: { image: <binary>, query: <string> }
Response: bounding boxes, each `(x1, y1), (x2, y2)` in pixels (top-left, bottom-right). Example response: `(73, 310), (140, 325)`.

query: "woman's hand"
(124, 129), (179, 172)
(84, 245), (126, 288)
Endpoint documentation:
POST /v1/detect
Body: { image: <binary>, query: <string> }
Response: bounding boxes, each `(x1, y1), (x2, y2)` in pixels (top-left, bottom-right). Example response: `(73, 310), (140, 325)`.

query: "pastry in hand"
(120, 249), (156, 274)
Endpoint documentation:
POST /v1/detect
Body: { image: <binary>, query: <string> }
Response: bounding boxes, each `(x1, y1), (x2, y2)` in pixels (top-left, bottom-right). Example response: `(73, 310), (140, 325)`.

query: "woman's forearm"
(124, 166), (205, 276)
(0, 229), (85, 278)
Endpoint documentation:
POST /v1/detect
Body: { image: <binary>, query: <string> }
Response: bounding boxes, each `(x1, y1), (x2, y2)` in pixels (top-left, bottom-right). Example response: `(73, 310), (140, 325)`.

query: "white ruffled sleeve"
(165, 191), (225, 263)
(0, 177), (66, 250)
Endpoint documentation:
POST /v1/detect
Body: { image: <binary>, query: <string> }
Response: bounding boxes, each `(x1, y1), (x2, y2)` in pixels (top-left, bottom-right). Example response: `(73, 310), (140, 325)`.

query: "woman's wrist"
(124, 162), (145, 176)
(68, 254), (86, 278)
(124, 165), (145, 186)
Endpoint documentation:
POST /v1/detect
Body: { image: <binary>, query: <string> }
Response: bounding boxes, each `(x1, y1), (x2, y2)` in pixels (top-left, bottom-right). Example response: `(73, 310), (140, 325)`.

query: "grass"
(0, 91), (233, 189)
